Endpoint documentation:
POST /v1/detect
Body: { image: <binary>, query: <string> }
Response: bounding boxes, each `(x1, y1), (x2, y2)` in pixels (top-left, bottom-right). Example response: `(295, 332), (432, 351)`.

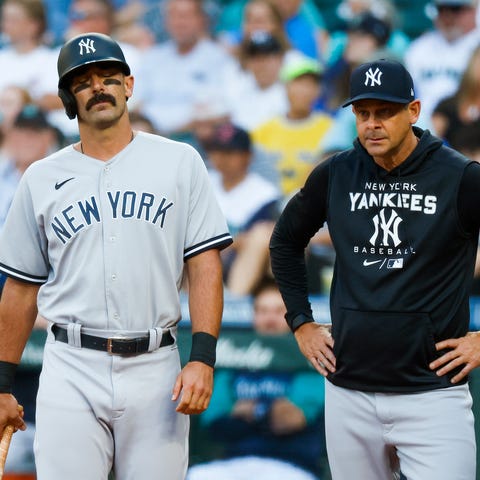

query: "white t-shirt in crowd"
(405, 27), (480, 126)
(134, 38), (236, 134)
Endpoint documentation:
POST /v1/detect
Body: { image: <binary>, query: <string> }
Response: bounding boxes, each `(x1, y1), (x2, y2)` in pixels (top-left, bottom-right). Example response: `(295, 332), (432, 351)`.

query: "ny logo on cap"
(364, 67), (383, 87)
(78, 38), (96, 55)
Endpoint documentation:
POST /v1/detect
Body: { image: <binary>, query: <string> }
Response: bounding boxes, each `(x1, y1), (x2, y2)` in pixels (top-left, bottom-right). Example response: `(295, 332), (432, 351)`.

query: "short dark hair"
(252, 277), (280, 301)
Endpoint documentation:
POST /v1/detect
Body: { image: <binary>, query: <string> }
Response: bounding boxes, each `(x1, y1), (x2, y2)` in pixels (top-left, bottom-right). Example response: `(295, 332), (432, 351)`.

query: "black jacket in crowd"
(270, 127), (480, 393)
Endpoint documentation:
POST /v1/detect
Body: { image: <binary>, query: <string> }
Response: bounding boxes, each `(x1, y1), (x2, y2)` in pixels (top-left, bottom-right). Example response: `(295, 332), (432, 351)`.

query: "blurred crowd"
(2, 0), (480, 300)
(0, 0), (475, 290)
(1, 0), (480, 477)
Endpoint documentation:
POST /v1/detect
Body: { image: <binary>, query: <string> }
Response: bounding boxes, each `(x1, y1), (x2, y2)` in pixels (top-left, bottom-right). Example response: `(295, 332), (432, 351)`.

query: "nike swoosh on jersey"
(363, 259), (383, 266)
(55, 177), (75, 190)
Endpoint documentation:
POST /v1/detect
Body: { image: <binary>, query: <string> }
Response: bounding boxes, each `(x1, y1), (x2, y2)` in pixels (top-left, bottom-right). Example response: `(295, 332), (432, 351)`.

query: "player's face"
(70, 63), (133, 127)
(352, 99), (421, 168)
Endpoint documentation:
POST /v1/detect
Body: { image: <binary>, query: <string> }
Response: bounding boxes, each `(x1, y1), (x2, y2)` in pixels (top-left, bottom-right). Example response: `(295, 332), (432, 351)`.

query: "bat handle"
(0, 424), (14, 479)
(0, 404), (23, 480)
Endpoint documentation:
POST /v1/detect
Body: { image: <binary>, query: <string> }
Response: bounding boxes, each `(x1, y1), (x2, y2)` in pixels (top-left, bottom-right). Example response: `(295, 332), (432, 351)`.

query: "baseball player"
(0, 32), (232, 480)
(270, 58), (480, 479)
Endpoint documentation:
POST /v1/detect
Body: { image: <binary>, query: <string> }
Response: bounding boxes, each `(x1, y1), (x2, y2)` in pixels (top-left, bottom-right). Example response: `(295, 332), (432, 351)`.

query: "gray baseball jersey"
(0, 131), (232, 330)
(0, 131), (232, 480)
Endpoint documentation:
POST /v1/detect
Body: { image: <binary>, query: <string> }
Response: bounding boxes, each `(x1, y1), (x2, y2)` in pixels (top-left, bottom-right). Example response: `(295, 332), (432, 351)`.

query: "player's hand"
(172, 361), (214, 415)
(429, 332), (480, 383)
(294, 322), (335, 376)
(0, 394), (25, 434)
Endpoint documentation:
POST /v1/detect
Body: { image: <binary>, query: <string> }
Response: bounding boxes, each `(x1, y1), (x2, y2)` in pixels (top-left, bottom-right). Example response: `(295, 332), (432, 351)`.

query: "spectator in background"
(62, 0), (151, 60)
(216, 0), (326, 62)
(63, 0), (116, 39)
(42, 0), (155, 47)
(128, 110), (157, 133)
(431, 45), (480, 154)
(0, 0), (58, 113)
(0, 86), (32, 149)
(187, 279), (326, 480)
(100, 0), (156, 50)
(134, 0), (235, 138)
(203, 123), (280, 296)
(326, 0), (410, 67)
(225, 31), (288, 132)
(190, 96), (231, 158)
(217, 0), (290, 60)
(405, 0), (480, 128)
(251, 55), (332, 200)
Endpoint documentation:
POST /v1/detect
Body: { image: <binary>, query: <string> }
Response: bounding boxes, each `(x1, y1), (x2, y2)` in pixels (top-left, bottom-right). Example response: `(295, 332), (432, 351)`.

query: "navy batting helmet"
(57, 32), (131, 119)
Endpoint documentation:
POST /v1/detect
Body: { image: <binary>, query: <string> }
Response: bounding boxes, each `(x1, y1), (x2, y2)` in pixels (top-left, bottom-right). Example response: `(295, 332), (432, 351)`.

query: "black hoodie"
(270, 127), (480, 392)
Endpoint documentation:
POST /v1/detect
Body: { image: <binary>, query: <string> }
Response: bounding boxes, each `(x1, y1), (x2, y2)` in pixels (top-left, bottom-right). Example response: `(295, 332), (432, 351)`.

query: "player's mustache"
(86, 93), (116, 111)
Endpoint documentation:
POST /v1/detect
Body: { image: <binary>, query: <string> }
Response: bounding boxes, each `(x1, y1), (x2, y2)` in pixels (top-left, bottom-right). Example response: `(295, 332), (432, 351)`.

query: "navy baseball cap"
(244, 31), (283, 56)
(204, 123), (251, 152)
(342, 59), (416, 107)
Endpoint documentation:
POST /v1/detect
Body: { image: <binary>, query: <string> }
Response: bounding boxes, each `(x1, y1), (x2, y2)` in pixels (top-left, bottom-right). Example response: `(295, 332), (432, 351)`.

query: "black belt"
(52, 324), (174, 355)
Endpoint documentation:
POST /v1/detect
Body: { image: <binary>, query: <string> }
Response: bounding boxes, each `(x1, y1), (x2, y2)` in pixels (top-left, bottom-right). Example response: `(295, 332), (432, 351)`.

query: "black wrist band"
(189, 332), (217, 368)
(290, 313), (314, 332)
(0, 360), (18, 394)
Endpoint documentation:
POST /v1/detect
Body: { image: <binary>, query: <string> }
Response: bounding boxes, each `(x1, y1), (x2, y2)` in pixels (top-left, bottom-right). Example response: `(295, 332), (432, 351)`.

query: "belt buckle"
(107, 336), (129, 355)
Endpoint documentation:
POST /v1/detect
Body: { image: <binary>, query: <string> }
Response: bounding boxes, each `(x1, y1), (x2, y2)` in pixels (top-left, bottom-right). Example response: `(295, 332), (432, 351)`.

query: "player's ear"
(407, 99), (421, 125)
(124, 75), (134, 101)
(58, 88), (77, 119)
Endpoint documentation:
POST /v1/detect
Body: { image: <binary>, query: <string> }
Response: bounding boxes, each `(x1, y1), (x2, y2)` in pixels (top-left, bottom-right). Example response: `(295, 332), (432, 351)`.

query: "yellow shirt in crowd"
(251, 113), (332, 197)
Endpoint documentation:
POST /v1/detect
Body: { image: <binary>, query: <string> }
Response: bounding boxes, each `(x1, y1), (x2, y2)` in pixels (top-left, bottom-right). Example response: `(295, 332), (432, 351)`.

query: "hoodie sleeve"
(269, 159), (330, 331)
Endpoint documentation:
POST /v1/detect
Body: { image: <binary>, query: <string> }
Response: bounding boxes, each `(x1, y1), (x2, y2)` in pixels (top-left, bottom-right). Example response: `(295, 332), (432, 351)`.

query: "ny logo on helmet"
(370, 208), (402, 247)
(364, 67), (382, 87)
(78, 38), (96, 55)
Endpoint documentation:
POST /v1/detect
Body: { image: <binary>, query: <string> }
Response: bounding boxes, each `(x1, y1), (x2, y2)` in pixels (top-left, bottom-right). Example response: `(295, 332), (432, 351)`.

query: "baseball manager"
(270, 58), (480, 479)
(0, 32), (232, 479)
